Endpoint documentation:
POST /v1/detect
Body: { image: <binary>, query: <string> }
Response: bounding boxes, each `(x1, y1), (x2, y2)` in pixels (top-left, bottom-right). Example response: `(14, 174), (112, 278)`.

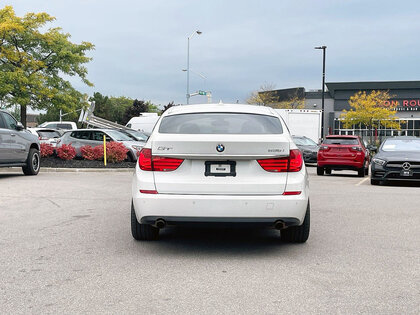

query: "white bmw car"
(131, 104), (310, 242)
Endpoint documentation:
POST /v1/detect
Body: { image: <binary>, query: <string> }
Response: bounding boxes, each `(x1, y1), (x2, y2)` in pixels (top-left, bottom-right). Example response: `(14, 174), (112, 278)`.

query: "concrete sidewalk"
(0, 167), (134, 173)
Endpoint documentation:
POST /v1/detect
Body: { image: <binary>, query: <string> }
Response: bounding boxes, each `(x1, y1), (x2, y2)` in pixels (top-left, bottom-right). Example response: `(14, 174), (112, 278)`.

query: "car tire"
(22, 148), (40, 176)
(281, 202), (310, 243)
(357, 167), (365, 177)
(127, 152), (136, 162)
(131, 203), (159, 241)
(371, 179), (380, 185)
(325, 168), (332, 175)
(317, 167), (324, 176)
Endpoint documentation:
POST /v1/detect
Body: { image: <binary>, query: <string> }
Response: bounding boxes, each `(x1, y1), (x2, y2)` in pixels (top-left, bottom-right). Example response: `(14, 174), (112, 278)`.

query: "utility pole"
(315, 45), (327, 139)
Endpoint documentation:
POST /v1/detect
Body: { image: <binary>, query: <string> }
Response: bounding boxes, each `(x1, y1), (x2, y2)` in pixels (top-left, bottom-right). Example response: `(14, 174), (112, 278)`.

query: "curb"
(0, 167), (134, 173)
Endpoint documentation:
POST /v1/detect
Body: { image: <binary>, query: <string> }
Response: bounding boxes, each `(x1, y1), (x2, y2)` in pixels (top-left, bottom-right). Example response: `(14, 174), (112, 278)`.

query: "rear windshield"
(159, 113), (283, 134)
(293, 137), (317, 146)
(382, 139), (420, 152)
(37, 130), (61, 138)
(323, 138), (359, 145)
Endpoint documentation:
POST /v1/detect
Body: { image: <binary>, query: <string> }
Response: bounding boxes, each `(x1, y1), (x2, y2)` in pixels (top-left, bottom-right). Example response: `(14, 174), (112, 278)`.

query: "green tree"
(89, 92), (133, 124)
(161, 101), (175, 114)
(0, 6), (94, 127)
(122, 99), (150, 124)
(340, 90), (401, 143)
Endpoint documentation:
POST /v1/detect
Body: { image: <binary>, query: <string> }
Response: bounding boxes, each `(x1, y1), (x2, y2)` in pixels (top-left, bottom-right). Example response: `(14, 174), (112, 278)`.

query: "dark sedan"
(371, 136), (420, 185)
(292, 136), (319, 163)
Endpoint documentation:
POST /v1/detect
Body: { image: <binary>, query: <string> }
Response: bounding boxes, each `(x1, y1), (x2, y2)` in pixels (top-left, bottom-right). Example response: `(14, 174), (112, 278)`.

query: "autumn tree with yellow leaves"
(340, 90), (400, 143)
(0, 6), (94, 126)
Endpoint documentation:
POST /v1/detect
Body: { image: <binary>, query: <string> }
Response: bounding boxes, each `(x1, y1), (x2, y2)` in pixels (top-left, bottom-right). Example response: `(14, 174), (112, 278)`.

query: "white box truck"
(275, 109), (322, 143)
(126, 113), (160, 135)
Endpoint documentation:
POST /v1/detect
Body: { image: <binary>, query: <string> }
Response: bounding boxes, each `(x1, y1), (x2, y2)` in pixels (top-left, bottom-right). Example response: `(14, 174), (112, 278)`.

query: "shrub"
(81, 145), (95, 160)
(106, 141), (128, 163)
(57, 144), (76, 160)
(40, 143), (54, 157)
(93, 145), (104, 160)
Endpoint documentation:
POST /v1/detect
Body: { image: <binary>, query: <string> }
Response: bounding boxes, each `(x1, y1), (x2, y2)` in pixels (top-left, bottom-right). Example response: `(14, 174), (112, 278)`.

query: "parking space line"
(356, 177), (370, 186)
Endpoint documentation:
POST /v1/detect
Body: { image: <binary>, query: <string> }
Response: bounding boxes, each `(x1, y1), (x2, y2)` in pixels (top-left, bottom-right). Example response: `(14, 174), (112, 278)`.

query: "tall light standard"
(186, 30), (202, 104)
(315, 45), (327, 140)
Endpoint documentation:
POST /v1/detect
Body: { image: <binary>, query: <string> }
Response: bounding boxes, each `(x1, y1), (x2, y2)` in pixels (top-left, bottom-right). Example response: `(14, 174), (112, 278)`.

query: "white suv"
(131, 104), (310, 242)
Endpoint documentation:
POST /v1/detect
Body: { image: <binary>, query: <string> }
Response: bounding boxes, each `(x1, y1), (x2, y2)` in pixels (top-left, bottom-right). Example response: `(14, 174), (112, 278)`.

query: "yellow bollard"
(103, 134), (107, 166)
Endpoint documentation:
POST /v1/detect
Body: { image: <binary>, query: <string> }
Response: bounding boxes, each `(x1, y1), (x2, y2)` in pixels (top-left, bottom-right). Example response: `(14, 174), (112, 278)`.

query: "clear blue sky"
(6, 0), (420, 106)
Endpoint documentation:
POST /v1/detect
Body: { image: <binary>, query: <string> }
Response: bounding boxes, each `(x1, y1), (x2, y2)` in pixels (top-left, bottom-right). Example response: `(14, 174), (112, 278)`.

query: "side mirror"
(16, 122), (24, 131)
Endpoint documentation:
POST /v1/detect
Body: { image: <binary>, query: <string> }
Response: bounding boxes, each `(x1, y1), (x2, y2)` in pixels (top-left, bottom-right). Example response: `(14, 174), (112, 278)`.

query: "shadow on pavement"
(0, 173), (25, 179)
(138, 227), (303, 258)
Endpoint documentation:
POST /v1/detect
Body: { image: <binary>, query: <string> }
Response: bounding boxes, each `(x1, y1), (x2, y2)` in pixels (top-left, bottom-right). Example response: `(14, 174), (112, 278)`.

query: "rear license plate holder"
(205, 161), (236, 177)
(400, 170), (413, 177)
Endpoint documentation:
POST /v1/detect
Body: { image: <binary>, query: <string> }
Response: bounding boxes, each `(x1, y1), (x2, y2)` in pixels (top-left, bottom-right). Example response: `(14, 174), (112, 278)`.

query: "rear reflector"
(138, 148), (184, 172)
(282, 191), (302, 195)
(140, 189), (158, 194)
(257, 149), (303, 173)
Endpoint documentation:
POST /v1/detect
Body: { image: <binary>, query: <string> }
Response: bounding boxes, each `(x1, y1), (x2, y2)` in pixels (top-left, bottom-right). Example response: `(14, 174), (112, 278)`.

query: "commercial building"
(266, 81), (420, 142)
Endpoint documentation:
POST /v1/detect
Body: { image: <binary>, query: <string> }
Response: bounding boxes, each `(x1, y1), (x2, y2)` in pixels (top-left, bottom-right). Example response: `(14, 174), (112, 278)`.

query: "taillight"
(139, 148), (152, 171)
(351, 146), (362, 152)
(153, 156), (184, 172)
(257, 149), (303, 173)
(138, 148), (184, 172)
(257, 158), (288, 172)
(288, 149), (303, 172)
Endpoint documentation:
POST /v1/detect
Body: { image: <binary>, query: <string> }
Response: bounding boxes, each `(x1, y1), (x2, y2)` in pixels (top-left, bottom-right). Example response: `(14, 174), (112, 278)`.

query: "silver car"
(59, 129), (145, 161)
(0, 110), (41, 175)
(27, 128), (62, 148)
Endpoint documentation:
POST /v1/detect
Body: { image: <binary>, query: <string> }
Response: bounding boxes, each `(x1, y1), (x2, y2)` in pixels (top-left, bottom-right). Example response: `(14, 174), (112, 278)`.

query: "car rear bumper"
(317, 159), (364, 169)
(132, 193), (309, 226)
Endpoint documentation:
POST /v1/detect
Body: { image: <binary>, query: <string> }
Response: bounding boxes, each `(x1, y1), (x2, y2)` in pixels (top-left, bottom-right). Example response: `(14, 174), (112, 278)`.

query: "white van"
(126, 113), (159, 135)
(38, 121), (77, 130)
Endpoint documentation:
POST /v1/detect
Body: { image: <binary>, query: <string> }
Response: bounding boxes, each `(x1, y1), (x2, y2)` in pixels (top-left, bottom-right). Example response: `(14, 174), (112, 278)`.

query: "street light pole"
(315, 45), (327, 140)
(186, 30), (202, 104)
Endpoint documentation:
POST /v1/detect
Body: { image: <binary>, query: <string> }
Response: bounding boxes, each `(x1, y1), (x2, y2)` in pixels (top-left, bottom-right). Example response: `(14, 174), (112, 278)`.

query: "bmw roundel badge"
(216, 144), (225, 153)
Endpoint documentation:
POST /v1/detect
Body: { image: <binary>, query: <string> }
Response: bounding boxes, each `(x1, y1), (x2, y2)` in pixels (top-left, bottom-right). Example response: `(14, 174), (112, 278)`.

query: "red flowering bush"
(81, 145), (95, 160)
(93, 145), (104, 160)
(57, 144), (76, 160)
(40, 143), (54, 157)
(106, 141), (128, 163)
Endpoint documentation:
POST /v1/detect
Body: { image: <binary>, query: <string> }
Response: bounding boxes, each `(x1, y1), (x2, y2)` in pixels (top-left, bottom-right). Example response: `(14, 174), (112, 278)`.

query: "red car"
(317, 135), (370, 177)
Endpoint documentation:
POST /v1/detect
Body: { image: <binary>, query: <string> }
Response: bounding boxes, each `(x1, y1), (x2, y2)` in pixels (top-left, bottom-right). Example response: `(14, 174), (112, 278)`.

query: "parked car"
(38, 121), (77, 131)
(27, 128), (62, 148)
(317, 135), (370, 177)
(118, 129), (149, 142)
(0, 110), (40, 175)
(59, 129), (145, 161)
(371, 136), (420, 185)
(131, 104), (310, 242)
(292, 135), (319, 163)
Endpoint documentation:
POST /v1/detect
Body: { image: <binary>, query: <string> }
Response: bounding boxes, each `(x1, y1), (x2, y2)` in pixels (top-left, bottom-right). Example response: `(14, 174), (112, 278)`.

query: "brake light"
(257, 157), (288, 172)
(257, 149), (303, 173)
(288, 149), (303, 172)
(153, 156), (184, 172)
(139, 148), (152, 171)
(138, 148), (184, 172)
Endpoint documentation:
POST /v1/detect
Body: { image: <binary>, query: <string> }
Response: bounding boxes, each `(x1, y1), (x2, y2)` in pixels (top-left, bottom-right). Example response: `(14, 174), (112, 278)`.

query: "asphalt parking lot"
(0, 167), (419, 314)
